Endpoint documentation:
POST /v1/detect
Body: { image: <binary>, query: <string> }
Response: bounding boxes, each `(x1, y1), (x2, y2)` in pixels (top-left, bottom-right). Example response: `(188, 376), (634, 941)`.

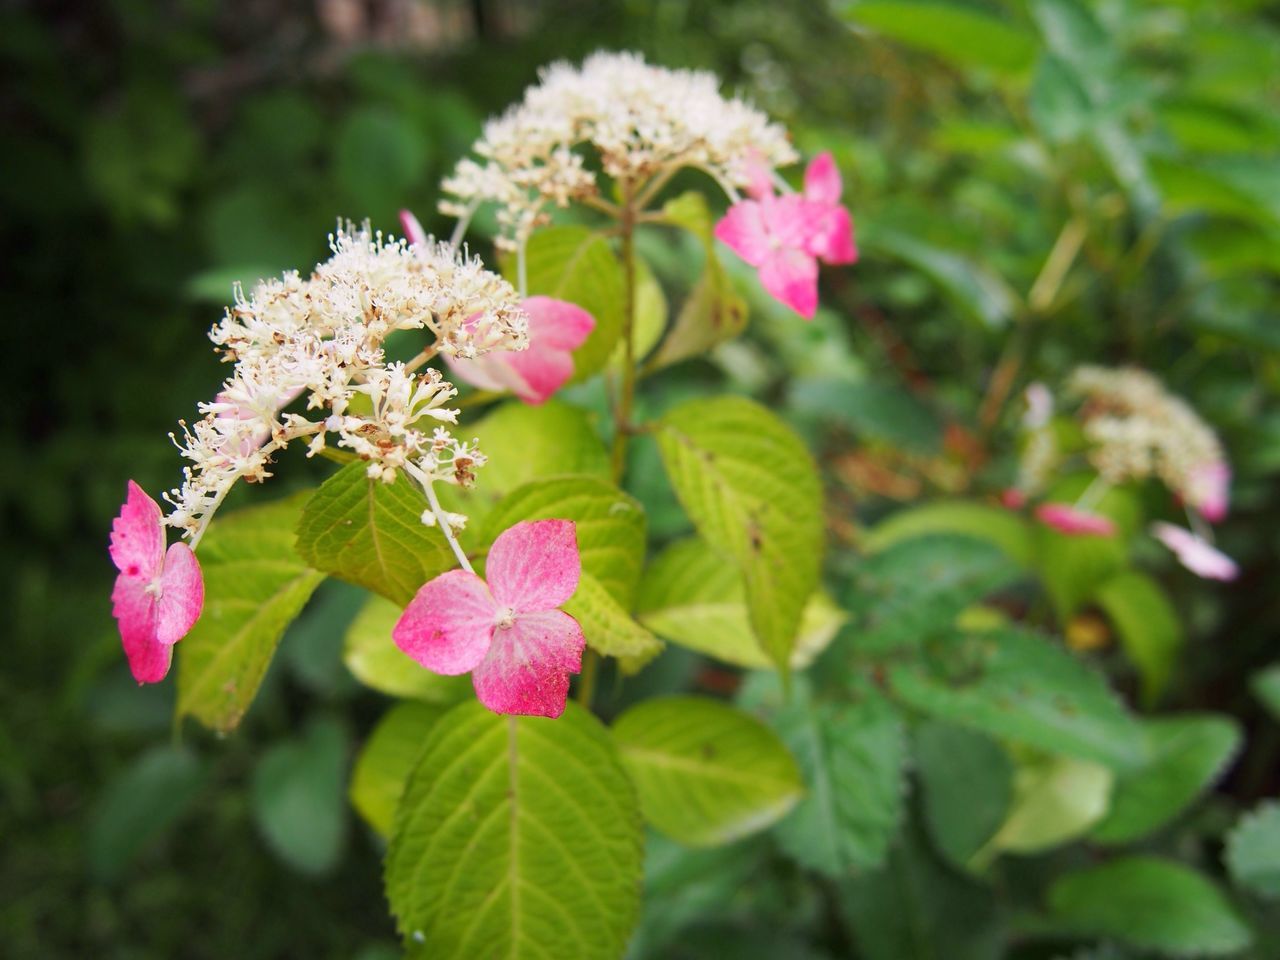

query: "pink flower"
(714, 151), (857, 319)
(1001, 488), (1027, 510)
(447, 297), (595, 405)
(1151, 522), (1238, 581)
(392, 519), (586, 718)
(1035, 502), (1116, 537)
(1186, 461), (1230, 523)
(399, 209), (429, 248)
(109, 481), (205, 684)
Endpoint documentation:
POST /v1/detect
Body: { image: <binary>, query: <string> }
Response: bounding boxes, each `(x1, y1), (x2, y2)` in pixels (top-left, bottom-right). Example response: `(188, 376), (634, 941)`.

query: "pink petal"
(155, 542), (204, 645)
(485, 519), (581, 612)
(758, 247), (819, 319)
(109, 481), (164, 579)
(806, 205), (858, 265)
(471, 609), (585, 718)
(1151, 522), (1238, 581)
(740, 150), (775, 200)
(112, 575), (171, 684)
(393, 570), (497, 674)
(714, 201), (773, 267)
(1188, 461), (1230, 523)
(445, 352), (522, 395)
(525, 296), (595, 351)
(761, 194), (814, 250)
(399, 209), (428, 247)
(504, 345), (574, 405)
(804, 152), (843, 206)
(1035, 502), (1116, 537)
(1002, 488), (1027, 510)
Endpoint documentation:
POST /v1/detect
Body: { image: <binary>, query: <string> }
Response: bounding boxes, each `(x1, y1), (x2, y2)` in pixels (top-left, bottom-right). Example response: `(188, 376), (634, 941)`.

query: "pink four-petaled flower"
(109, 481), (205, 683)
(1034, 502), (1116, 537)
(392, 519), (586, 718)
(400, 209), (595, 405)
(714, 151), (857, 319)
(447, 296), (595, 405)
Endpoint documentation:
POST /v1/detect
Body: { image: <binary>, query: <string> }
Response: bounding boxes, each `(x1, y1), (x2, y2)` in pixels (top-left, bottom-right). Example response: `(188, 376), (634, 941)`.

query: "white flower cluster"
(165, 222), (528, 544)
(1066, 365), (1226, 502)
(441, 50), (798, 247)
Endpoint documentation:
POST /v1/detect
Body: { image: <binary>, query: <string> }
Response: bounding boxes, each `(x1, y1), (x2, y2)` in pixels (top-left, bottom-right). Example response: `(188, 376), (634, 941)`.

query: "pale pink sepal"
(393, 569), (498, 675)
(1151, 522), (1238, 581)
(486, 519), (581, 612)
(472, 609), (585, 719)
(399, 209), (428, 247)
(109, 481), (205, 684)
(155, 542), (204, 645)
(759, 247), (819, 319)
(1035, 502), (1116, 537)
(448, 297), (595, 405)
(1187, 461), (1230, 523)
(110, 480), (164, 579)
(803, 152), (843, 206)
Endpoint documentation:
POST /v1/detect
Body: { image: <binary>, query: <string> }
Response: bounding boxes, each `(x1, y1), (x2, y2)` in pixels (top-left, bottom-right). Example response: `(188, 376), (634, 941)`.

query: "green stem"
(609, 189), (638, 482)
(575, 646), (599, 710)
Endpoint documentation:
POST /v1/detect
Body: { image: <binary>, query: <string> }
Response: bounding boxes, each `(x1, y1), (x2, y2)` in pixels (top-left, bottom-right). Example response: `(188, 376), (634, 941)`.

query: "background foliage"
(3, 0), (1279, 957)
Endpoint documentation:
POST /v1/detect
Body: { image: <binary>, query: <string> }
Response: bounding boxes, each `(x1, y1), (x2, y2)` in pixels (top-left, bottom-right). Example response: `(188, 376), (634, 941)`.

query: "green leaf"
(637, 537), (846, 669)
(766, 683), (907, 874)
(1250, 663), (1280, 721)
(513, 225), (624, 381)
(915, 722), (1012, 872)
(611, 255), (667, 370)
(1095, 571), (1183, 705)
(177, 494), (325, 733)
(1048, 857), (1252, 957)
(385, 701), (642, 958)
(251, 716), (349, 875)
(648, 196), (748, 370)
(343, 594), (473, 703)
(840, 824), (1003, 960)
(1226, 802), (1280, 899)
(863, 229), (1017, 329)
(612, 696), (803, 847)
(656, 396), (823, 672)
(789, 377), (944, 455)
(295, 463), (454, 606)
(843, 1), (1038, 76)
(1092, 715), (1242, 845)
(87, 746), (205, 881)
(334, 105), (427, 220)
(986, 752), (1112, 857)
(1034, 481), (1141, 621)
(847, 535), (1025, 657)
(481, 475), (662, 664)
(890, 626), (1147, 769)
(863, 500), (1035, 567)
(1029, 54), (1095, 143)
(631, 833), (767, 958)
(350, 702), (446, 837)
(466, 399), (610, 502)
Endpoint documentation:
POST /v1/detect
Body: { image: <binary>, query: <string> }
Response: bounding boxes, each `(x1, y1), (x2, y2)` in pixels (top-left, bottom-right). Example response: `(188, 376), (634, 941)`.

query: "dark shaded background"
(4, 1), (1278, 957)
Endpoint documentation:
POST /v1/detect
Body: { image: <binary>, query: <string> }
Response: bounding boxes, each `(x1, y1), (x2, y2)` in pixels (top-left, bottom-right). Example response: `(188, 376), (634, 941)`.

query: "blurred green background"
(3, 0), (1278, 957)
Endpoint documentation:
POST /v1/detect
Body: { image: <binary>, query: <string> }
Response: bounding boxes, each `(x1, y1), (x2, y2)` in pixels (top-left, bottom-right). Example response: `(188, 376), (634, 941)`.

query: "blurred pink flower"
(109, 481), (204, 684)
(715, 152), (857, 319)
(1035, 502), (1116, 537)
(1151, 522), (1238, 581)
(393, 519), (586, 718)
(447, 296), (595, 405)
(1187, 460), (1230, 523)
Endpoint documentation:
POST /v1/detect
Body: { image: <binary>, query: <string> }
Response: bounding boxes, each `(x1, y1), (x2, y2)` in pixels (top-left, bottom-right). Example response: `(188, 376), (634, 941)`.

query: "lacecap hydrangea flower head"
(1006, 367), (1236, 580)
(441, 50), (856, 319)
(110, 220), (537, 684)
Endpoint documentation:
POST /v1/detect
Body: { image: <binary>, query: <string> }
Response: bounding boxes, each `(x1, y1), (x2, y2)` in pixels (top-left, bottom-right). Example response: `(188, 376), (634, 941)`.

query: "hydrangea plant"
(107, 51), (1254, 959)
